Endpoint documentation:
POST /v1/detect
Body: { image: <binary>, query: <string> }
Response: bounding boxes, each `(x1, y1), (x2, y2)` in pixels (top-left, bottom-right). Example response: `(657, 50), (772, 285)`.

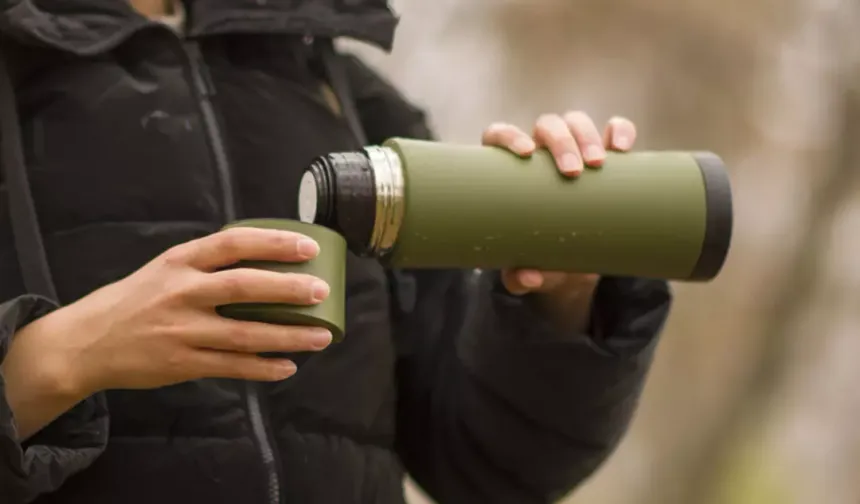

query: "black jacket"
(0, 1), (672, 503)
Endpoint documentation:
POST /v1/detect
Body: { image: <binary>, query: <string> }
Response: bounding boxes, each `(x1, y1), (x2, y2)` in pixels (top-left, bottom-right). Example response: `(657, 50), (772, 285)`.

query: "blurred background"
(343, 0), (860, 503)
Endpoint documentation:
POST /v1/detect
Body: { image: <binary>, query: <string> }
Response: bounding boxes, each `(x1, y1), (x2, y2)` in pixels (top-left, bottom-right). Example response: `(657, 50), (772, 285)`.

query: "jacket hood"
(0, 0), (398, 55)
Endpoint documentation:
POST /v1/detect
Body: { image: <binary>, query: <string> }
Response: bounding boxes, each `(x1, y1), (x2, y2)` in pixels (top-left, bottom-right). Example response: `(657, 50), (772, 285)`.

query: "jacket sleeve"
(0, 295), (109, 503)
(345, 54), (672, 503)
(395, 270), (669, 503)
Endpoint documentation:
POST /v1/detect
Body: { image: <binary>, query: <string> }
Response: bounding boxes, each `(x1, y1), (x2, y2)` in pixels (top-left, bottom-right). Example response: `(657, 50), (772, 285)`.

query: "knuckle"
(566, 111), (600, 137)
(160, 245), (191, 269)
(610, 115), (635, 130)
(273, 231), (300, 255)
(226, 325), (255, 352)
(548, 128), (572, 144)
(164, 279), (196, 304)
(217, 273), (248, 303)
(486, 122), (509, 134)
(563, 110), (589, 124)
(292, 329), (314, 348)
(283, 273), (315, 302)
(215, 230), (245, 259)
(284, 329), (314, 352)
(483, 122), (514, 143)
(536, 115), (569, 140)
(220, 226), (249, 240)
(165, 348), (190, 372)
(152, 311), (185, 334)
(535, 113), (559, 129)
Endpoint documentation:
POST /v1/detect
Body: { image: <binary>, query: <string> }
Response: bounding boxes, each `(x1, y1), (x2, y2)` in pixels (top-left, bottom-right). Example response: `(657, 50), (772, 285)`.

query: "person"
(0, 0), (672, 503)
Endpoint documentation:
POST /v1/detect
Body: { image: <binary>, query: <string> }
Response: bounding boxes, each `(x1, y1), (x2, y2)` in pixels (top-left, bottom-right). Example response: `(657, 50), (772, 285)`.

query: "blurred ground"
(344, 0), (860, 502)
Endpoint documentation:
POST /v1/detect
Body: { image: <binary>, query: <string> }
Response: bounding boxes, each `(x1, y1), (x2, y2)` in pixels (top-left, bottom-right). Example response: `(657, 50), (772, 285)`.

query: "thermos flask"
(296, 137), (733, 281)
(219, 138), (733, 342)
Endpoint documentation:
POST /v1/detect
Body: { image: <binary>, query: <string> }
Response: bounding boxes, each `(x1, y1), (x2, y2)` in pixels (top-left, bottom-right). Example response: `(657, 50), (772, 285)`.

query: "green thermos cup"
(216, 219), (348, 342)
(297, 137), (732, 281)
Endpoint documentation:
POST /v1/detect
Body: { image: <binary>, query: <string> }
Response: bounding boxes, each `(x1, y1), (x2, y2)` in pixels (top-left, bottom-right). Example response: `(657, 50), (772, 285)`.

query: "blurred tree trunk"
(662, 13), (860, 503)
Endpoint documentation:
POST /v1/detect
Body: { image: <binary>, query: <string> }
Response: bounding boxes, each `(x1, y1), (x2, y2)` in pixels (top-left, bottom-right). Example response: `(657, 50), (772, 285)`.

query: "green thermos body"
(298, 138), (733, 281)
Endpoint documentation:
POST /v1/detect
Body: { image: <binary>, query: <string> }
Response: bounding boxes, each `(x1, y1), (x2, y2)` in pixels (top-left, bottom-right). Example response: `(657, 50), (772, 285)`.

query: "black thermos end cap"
(689, 152), (733, 281)
(298, 151), (377, 256)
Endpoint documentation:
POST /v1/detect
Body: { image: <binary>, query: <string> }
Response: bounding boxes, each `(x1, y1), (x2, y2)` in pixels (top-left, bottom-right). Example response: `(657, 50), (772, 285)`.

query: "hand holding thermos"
(480, 112), (642, 296)
(6, 228), (333, 402)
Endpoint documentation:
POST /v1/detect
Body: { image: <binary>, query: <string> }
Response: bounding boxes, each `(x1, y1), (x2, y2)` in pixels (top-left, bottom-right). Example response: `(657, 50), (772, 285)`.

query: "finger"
(481, 122), (537, 156)
(603, 116), (637, 151)
(533, 271), (584, 292)
(186, 350), (299, 382)
(165, 227), (320, 272)
(563, 111), (606, 166)
(501, 269), (545, 295)
(533, 114), (583, 176)
(190, 269), (329, 306)
(191, 318), (333, 354)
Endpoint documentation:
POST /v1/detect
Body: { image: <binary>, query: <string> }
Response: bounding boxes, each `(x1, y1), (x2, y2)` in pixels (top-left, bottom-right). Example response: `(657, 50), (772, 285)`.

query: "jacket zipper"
(184, 42), (238, 222)
(181, 39), (284, 504)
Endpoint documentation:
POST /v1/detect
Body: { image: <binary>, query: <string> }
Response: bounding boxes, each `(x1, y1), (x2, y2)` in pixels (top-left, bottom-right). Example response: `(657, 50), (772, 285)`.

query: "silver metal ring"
(365, 146), (405, 255)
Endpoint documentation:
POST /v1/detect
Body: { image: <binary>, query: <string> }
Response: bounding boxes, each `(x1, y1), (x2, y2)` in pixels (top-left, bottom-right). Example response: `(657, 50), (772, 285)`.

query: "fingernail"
(614, 135), (631, 150)
(297, 238), (320, 259)
(275, 360), (298, 378)
(512, 137), (536, 155)
(308, 328), (333, 349)
(560, 153), (582, 174)
(583, 145), (605, 164)
(311, 280), (330, 302)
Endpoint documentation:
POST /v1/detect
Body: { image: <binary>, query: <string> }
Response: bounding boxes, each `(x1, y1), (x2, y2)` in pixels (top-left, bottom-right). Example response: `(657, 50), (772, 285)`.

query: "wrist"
(2, 308), (97, 440)
(532, 274), (600, 333)
(6, 308), (95, 403)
